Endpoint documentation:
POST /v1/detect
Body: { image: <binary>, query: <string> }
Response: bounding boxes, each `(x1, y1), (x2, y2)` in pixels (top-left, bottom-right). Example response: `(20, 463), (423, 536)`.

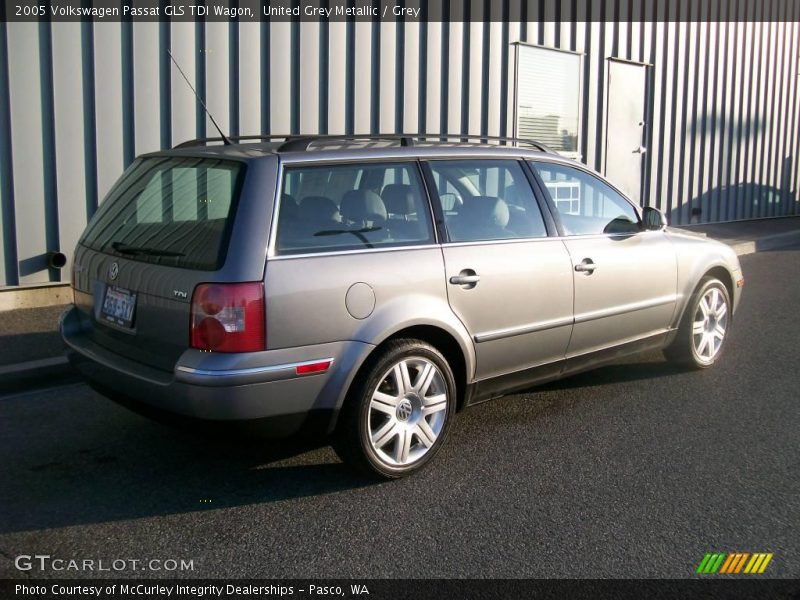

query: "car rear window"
(80, 157), (245, 271)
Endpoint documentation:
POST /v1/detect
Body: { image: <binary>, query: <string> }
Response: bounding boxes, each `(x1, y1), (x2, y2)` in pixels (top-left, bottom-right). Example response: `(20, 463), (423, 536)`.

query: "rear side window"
(428, 160), (547, 242)
(81, 157), (245, 270)
(530, 162), (640, 235)
(276, 162), (434, 254)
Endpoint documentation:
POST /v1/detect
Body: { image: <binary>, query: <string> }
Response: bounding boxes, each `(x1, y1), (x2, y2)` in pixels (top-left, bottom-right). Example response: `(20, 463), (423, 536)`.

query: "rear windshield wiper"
(111, 241), (185, 257)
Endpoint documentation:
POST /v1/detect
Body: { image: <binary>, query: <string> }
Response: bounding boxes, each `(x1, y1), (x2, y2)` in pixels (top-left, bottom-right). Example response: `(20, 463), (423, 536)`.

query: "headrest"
(299, 196), (340, 221)
(280, 194), (300, 219)
(382, 184), (416, 216)
(503, 185), (522, 205)
(341, 190), (387, 223)
(461, 196), (510, 228)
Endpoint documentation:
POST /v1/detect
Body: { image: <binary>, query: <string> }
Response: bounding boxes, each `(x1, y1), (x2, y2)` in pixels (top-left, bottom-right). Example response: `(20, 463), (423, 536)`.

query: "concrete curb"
(726, 229), (800, 256)
(0, 356), (79, 394)
(0, 283), (71, 312)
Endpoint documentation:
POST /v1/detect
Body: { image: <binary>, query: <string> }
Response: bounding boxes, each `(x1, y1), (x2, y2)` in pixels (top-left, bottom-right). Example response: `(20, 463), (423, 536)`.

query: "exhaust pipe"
(47, 251), (67, 269)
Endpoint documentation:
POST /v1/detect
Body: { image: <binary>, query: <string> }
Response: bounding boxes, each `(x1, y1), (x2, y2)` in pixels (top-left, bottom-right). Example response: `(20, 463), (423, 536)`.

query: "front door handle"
(574, 259), (597, 274)
(449, 269), (480, 288)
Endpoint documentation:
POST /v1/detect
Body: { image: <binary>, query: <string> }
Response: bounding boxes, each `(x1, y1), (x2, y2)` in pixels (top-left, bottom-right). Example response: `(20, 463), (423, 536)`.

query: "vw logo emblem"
(109, 262), (119, 281)
(396, 399), (413, 422)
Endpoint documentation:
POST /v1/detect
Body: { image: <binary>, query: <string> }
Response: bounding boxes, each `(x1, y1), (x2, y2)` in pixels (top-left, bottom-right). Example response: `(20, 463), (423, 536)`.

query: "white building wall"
(0, 8), (799, 286)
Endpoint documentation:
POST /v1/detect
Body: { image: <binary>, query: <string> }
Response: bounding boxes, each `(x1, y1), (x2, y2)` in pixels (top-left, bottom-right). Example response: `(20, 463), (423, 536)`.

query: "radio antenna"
(167, 49), (232, 145)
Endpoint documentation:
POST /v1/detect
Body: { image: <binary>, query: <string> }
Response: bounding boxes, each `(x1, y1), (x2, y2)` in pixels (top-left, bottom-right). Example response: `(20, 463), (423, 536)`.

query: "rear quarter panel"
(264, 247), (476, 378)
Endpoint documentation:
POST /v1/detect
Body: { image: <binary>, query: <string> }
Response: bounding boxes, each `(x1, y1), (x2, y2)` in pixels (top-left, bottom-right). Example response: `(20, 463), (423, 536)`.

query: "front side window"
(428, 160), (547, 242)
(276, 162), (434, 254)
(530, 162), (640, 236)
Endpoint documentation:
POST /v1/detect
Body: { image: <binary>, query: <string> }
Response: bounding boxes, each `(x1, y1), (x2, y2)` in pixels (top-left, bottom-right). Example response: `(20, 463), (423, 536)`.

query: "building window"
(513, 43), (582, 159)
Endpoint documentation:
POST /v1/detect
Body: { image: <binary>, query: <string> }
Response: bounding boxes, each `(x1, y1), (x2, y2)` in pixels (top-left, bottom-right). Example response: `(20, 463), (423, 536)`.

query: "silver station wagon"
(61, 134), (744, 478)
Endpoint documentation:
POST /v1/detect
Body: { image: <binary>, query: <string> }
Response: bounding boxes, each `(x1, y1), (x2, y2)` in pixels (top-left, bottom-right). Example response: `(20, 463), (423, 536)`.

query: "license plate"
(101, 286), (137, 329)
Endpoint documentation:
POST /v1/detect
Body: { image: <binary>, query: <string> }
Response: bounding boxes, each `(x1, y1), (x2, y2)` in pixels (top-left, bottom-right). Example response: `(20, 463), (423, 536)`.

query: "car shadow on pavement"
(0, 388), (375, 534)
(0, 355), (689, 534)
(535, 353), (688, 393)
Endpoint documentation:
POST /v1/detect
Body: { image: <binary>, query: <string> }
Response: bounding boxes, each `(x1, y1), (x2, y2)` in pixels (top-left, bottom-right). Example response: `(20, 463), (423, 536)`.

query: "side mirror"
(642, 206), (667, 230)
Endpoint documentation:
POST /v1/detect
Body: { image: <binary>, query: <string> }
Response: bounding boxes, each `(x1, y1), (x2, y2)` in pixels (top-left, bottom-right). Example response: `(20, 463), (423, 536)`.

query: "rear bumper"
(60, 305), (373, 436)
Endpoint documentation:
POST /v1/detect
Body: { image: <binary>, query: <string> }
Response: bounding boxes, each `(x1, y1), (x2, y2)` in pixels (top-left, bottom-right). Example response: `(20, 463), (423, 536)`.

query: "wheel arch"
(377, 325), (469, 412)
(328, 321), (473, 437)
(361, 323), (470, 411)
(664, 265), (735, 367)
(704, 265), (735, 307)
(671, 263), (736, 335)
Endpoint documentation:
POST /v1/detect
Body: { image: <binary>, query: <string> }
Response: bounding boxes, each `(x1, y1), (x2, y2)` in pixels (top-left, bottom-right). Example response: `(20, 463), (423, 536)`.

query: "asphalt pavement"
(0, 243), (798, 579)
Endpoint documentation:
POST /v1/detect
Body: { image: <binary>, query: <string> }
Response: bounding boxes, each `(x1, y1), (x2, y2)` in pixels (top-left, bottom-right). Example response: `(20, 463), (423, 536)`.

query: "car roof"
(143, 135), (565, 164)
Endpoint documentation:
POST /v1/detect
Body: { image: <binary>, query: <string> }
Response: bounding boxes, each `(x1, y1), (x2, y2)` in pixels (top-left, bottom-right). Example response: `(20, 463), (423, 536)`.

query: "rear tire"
(664, 276), (731, 369)
(333, 339), (457, 479)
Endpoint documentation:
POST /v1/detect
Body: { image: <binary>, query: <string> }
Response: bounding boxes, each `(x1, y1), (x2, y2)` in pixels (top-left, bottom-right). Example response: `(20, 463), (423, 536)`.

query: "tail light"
(190, 282), (265, 353)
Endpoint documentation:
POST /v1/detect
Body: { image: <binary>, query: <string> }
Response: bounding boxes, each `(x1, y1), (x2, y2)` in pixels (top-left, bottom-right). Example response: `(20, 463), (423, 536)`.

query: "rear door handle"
(449, 274), (481, 285)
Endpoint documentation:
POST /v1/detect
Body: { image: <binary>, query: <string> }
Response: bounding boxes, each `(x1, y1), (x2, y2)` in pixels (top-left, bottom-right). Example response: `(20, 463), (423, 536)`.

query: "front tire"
(664, 276), (731, 369)
(333, 339), (457, 479)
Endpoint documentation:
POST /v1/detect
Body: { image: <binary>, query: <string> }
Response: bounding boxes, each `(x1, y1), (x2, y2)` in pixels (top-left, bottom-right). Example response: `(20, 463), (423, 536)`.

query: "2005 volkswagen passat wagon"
(61, 134), (744, 478)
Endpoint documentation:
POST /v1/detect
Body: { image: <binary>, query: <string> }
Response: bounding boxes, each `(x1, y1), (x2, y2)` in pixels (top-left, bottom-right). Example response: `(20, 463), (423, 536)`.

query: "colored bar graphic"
(747, 554), (765, 573)
(758, 554), (773, 573)
(697, 552), (772, 575)
(698, 553), (726, 574)
(711, 554), (726, 573)
(704, 554), (719, 574)
(696, 553), (712, 574)
(719, 553), (742, 574)
(719, 554), (736, 574)
(734, 553), (750, 573)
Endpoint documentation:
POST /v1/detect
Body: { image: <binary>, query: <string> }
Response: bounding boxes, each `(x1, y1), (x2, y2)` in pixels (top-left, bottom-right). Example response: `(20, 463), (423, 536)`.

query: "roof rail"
(419, 133), (554, 153)
(278, 134), (416, 152)
(276, 133), (554, 153)
(173, 134), (299, 149)
(174, 133), (556, 154)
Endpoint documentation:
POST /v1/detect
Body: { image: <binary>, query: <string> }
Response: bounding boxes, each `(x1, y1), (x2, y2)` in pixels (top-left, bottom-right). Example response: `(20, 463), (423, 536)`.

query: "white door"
(604, 59), (648, 204)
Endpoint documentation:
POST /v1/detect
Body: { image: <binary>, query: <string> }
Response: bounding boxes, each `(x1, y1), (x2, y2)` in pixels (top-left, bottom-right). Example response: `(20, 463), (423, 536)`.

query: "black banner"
(3, 579), (800, 600)
(1, 0), (794, 23)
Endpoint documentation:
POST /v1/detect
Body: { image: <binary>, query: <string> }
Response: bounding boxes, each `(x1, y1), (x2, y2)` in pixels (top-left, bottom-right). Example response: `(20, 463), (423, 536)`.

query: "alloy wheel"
(692, 287), (729, 362)
(367, 357), (448, 467)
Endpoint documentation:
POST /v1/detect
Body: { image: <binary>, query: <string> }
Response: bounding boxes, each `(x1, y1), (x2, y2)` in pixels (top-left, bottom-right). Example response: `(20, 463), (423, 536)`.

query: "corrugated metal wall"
(1, 4), (799, 286)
